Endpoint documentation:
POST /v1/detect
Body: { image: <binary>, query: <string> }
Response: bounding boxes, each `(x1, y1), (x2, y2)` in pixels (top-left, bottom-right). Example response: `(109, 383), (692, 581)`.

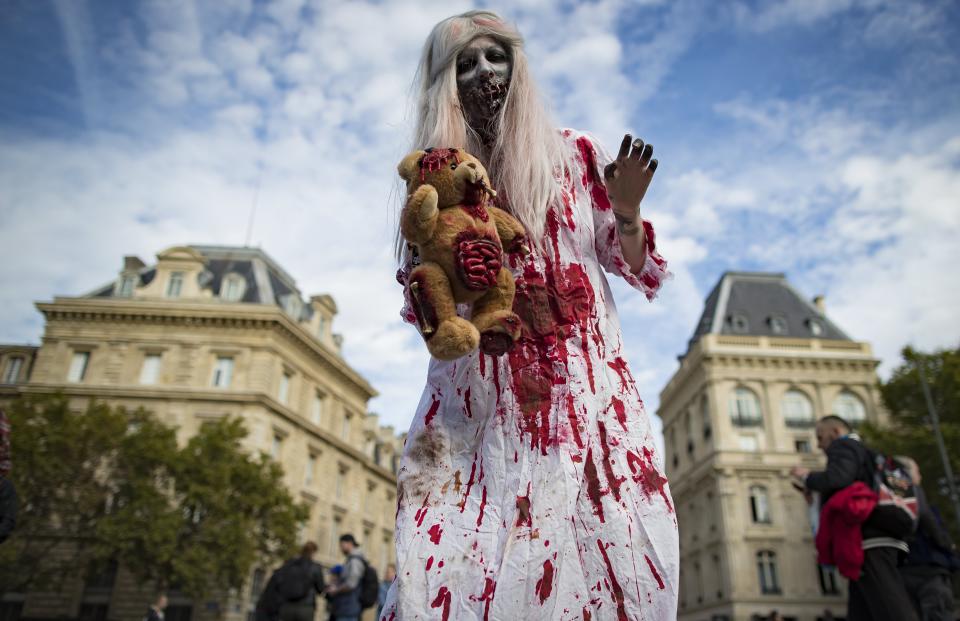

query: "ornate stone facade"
(0, 245), (403, 621)
(658, 272), (885, 621)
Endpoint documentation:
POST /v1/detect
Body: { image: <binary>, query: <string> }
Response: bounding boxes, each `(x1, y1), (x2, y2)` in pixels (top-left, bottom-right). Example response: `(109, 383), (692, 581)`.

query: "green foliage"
(0, 393), (307, 598)
(860, 345), (960, 544)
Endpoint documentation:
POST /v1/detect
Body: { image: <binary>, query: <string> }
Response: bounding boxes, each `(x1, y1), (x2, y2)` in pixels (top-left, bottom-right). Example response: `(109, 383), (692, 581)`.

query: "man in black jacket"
(271, 541), (325, 621)
(897, 457), (957, 621)
(790, 415), (918, 621)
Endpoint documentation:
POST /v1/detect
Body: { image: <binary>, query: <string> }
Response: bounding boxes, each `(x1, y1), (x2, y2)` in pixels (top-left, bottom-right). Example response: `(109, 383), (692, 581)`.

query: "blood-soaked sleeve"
(573, 132), (670, 302)
(396, 255), (418, 326)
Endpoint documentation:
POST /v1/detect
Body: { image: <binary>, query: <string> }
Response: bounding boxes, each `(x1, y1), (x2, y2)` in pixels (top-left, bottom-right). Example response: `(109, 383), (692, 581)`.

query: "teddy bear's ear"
(398, 151), (426, 182)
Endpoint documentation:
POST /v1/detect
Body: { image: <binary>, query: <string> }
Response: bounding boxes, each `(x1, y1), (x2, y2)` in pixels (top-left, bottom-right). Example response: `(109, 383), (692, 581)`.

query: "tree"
(861, 345), (960, 544)
(0, 393), (307, 598)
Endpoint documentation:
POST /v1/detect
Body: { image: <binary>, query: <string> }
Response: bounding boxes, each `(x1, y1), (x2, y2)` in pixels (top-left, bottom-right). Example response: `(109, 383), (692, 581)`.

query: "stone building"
(658, 271), (886, 621)
(0, 245), (404, 621)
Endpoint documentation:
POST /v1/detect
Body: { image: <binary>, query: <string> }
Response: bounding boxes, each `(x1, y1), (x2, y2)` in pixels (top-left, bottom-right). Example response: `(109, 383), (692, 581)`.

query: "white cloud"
(4, 0), (958, 451)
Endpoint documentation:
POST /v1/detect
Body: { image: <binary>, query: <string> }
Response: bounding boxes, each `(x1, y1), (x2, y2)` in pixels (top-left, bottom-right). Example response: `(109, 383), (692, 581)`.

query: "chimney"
(813, 295), (825, 314)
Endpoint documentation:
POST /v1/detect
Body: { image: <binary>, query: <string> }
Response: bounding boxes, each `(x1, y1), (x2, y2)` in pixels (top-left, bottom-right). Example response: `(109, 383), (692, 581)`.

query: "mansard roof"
(687, 271), (850, 352)
(86, 245), (313, 319)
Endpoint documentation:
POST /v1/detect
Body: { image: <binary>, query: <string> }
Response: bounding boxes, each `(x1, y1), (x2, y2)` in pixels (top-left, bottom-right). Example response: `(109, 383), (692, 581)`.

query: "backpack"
(358, 559), (379, 609)
(275, 559), (312, 602)
(866, 451), (919, 538)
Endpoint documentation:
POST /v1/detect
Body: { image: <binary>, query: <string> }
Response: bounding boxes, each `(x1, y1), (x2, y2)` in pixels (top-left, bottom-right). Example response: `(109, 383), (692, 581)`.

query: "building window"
(756, 550), (780, 594)
(749, 485), (771, 523)
(221, 273), (246, 302)
(782, 389), (815, 427)
(818, 564), (841, 595)
(833, 391), (866, 425)
(768, 316), (788, 335)
(730, 314), (749, 333)
(139, 354), (162, 385)
(271, 435), (282, 460)
(278, 372), (291, 404)
(304, 454), (316, 486)
(3, 357), (24, 384)
(700, 394), (711, 439)
(283, 295), (303, 319)
(683, 412), (694, 454)
(311, 391), (325, 426)
(330, 516), (342, 555)
(116, 274), (136, 297)
(68, 351), (91, 383)
(795, 438), (812, 453)
(165, 271), (184, 298)
(317, 315), (327, 338)
(739, 435), (759, 451)
(365, 481), (376, 513)
(211, 356), (234, 388)
(341, 413), (351, 441)
(713, 554), (723, 599)
(336, 466), (347, 499)
(807, 318), (824, 336)
(729, 387), (762, 426)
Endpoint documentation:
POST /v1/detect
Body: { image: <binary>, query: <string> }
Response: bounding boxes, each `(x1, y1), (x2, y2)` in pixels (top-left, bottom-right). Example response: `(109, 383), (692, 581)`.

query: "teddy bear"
(397, 147), (528, 360)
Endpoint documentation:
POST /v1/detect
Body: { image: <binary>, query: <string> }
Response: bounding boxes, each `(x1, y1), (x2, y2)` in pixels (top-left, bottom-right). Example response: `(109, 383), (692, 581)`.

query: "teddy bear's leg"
(409, 262), (480, 361)
(471, 267), (522, 357)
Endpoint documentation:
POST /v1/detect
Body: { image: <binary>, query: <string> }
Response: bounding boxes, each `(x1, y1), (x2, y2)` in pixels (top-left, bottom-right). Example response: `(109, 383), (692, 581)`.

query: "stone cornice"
(660, 334), (879, 410)
(17, 382), (397, 485)
(35, 297), (377, 401)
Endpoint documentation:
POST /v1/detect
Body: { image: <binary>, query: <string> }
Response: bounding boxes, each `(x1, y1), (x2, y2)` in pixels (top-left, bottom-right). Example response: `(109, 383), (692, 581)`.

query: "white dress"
(381, 130), (678, 621)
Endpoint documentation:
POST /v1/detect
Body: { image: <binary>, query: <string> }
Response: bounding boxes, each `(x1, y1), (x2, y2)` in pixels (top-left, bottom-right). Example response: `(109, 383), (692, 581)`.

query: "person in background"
(790, 415), (917, 621)
(144, 594), (167, 621)
(377, 563), (396, 619)
(274, 541), (325, 621)
(896, 457), (957, 621)
(0, 409), (17, 545)
(323, 534), (364, 621)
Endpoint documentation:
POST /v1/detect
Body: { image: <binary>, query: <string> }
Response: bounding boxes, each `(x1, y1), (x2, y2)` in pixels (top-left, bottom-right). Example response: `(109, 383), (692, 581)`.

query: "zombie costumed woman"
(384, 10), (678, 621)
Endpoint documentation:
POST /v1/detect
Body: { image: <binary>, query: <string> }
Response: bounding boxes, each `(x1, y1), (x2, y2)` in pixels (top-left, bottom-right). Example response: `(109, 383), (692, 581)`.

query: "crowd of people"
(790, 415), (958, 621)
(250, 534), (395, 621)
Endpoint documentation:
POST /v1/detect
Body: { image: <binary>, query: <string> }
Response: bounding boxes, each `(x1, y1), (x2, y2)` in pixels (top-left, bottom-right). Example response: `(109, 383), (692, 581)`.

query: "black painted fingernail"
(649, 159), (659, 171)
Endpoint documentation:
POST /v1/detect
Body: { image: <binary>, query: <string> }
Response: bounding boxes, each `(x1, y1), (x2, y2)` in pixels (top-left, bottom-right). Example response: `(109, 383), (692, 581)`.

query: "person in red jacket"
(791, 415), (917, 621)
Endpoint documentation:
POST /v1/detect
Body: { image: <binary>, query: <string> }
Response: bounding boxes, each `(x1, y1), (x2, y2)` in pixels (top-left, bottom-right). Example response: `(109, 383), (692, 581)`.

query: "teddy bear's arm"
(401, 184), (440, 244)
(488, 206), (529, 253)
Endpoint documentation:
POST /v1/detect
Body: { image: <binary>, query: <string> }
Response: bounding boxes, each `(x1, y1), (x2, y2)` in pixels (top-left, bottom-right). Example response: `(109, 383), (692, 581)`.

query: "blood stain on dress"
(583, 448), (606, 523)
(645, 554), (666, 590)
(597, 420), (625, 502)
(596, 539), (628, 621)
(535, 559), (554, 604)
(431, 586), (452, 621)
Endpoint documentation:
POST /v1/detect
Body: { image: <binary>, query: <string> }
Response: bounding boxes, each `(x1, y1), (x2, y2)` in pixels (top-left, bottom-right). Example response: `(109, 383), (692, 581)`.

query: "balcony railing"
(731, 415), (763, 427)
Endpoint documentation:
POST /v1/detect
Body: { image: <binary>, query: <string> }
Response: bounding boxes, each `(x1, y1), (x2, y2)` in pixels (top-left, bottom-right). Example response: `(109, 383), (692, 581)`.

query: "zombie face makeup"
(456, 36), (511, 135)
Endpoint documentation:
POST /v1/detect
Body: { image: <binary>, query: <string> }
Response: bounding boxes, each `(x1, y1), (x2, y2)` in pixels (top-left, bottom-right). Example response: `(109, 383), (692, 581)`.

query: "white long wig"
(400, 10), (571, 255)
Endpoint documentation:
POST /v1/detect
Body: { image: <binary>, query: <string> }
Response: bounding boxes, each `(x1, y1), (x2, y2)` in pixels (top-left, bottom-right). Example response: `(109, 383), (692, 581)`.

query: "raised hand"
(603, 134), (658, 235)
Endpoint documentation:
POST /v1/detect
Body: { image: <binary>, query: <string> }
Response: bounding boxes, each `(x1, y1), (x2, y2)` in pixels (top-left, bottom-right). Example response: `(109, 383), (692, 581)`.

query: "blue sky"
(2, 0), (959, 442)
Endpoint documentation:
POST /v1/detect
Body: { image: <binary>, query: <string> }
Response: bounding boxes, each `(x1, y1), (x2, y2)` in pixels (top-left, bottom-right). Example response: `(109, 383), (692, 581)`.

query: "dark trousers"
(900, 567), (955, 621)
(278, 604), (315, 621)
(847, 547), (919, 621)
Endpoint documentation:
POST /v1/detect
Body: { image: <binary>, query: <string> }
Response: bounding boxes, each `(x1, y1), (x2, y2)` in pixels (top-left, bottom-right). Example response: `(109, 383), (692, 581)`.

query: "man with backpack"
(897, 457), (958, 621)
(267, 541), (325, 621)
(323, 534), (378, 621)
(790, 415), (918, 621)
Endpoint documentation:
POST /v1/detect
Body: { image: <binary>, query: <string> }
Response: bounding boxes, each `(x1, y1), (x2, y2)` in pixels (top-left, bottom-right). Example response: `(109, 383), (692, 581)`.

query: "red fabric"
(815, 481), (877, 580)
